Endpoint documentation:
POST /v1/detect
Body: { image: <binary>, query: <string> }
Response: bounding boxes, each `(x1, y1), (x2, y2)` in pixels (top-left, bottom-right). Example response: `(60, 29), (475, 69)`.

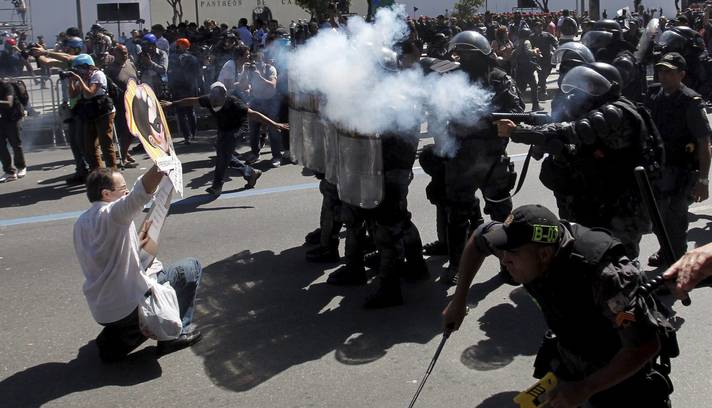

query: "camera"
(59, 70), (77, 79)
(247, 63), (258, 72)
(20, 42), (39, 59)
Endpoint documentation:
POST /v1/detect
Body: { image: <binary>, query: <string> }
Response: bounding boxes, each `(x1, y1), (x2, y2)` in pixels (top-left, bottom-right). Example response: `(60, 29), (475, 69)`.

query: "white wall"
(28, 0), (151, 44)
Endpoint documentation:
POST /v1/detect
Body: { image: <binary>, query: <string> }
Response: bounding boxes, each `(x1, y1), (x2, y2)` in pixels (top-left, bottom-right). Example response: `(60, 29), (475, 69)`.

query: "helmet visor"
(552, 42), (595, 64)
(560, 65), (613, 96)
(581, 31), (613, 50)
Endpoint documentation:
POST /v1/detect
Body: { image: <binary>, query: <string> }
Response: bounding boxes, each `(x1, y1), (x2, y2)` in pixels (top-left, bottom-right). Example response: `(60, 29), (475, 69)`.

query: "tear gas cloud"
(284, 6), (493, 157)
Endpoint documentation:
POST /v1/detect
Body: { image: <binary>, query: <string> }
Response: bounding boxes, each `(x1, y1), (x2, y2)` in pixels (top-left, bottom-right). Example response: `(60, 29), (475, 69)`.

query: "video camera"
(58, 69), (78, 79)
(20, 42), (40, 59)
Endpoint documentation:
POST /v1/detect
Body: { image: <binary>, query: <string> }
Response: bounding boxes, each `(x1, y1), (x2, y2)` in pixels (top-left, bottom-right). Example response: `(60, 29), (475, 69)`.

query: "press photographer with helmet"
(136, 33), (168, 97)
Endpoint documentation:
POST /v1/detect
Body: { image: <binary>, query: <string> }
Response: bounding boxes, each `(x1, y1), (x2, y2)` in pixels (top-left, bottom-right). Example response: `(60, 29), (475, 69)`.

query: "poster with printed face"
(124, 79), (183, 196)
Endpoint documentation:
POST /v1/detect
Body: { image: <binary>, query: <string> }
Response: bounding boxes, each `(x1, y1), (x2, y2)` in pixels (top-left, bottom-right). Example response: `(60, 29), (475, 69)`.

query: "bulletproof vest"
(650, 87), (699, 167)
(525, 222), (627, 365)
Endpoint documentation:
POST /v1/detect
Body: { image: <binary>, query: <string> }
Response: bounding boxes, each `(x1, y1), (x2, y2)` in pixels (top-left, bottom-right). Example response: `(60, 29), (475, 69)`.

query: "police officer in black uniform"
(496, 63), (660, 259)
(654, 26), (712, 100)
(582, 20), (646, 102)
(647, 52), (712, 267)
(326, 42), (429, 308)
(550, 42), (596, 121)
(420, 30), (524, 285)
(443, 205), (676, 408)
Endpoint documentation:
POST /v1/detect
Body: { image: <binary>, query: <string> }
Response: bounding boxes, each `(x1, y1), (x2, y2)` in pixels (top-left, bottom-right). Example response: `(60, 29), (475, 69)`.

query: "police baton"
(407, 329), (451, 408)
(633, 166), (691, 306)
(408, 305), (470, 408)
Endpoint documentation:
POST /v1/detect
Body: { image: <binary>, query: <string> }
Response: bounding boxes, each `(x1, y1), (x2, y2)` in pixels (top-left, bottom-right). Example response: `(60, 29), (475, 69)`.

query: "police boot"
(424, 206), (449, 256)
(304, 227), (322, 246)
(327, 264), (367, 286)
(402, 256), (430, 283)
(305, 241), (340, 263)
(363, 277), (403, 309)
(442, 214), (469, 286)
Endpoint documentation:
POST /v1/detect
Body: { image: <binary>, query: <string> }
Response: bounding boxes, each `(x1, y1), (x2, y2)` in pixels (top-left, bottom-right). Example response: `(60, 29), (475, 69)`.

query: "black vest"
(525, 222), (627, 365)
(650, 87), (698, 167)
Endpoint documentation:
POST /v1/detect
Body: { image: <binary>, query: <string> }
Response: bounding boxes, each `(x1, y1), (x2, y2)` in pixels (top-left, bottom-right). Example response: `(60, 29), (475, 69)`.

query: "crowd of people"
(4, 3), (712, 406)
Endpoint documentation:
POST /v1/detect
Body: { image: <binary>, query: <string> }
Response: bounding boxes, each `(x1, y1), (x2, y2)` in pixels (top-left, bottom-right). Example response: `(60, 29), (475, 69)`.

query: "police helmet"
(552, 42), (595, 65)
(560, 63), (620, 98)
(447, 30), (492, 56)
(560, 17), (578, 36)
(64, 36), (83, 50)
(592, 19), (622, 33)
(581, 30), (614, 51)
(612, 54), (635, 85)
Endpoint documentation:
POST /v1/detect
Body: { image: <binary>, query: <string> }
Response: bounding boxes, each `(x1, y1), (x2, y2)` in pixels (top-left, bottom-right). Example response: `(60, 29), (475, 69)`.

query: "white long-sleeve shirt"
(73, 176), (162, 324)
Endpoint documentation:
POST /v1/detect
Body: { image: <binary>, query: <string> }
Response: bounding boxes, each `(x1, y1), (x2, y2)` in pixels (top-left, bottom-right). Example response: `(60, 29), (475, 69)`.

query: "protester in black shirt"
(0, 78), (26, 182)
(161, 82), (288, 196)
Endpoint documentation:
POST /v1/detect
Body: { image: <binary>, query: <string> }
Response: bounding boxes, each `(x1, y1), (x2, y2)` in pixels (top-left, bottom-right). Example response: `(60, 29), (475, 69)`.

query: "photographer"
(65, 54), (117, 170)
(105, 44), (139, 167)
(167, 38), (201, 144)
(136, 34), (168, 97)
(216, 45), (251, 97)
(74, 165), (203, 362)
(32, 36), (89, 184)
(243, 51), (282, 167)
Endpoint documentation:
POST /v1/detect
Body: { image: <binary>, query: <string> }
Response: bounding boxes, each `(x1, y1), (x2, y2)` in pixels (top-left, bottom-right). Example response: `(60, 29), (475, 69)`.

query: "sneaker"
(244, 169), (262, 189)
(16, 167), (27, 178)
(0, 172), (18, 183)
(423, 240), (448, 256)
(271, 158), (281, 168)
(206, 185), (222, 196)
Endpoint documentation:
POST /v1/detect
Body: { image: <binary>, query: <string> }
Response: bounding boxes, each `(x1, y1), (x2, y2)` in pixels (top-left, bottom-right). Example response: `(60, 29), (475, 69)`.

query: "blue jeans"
(95, 258), (203, 362)
(248, 98), (282, 159)
(214, 129), (254, 188)
(156, 257), (203, 334)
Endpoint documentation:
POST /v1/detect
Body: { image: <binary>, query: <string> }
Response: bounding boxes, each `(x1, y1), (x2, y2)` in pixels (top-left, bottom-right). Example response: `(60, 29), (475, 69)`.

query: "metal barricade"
(15, 74), (64, 146)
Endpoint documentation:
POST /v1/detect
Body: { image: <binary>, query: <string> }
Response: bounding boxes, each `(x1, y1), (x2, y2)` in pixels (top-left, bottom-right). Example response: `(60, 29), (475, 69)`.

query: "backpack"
(613, 99), (666, 176)
(10, 79), (29, 107)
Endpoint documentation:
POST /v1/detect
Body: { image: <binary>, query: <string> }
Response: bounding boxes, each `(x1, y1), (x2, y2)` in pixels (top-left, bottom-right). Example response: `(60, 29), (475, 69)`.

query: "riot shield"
(336, 129), (384, 209)
(288, 77), (305, 165)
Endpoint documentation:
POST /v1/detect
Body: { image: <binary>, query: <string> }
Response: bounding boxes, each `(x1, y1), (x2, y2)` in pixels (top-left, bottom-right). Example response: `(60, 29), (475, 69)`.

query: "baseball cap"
(656, 52), (687, 71)
(210, 81), (227, 92)
(483, 205), (561, 250)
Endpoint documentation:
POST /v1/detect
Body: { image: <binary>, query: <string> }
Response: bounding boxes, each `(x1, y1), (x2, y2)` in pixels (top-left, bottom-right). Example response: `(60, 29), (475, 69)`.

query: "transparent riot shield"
(323, 121), (339, 185)
(336, 129), (384, 209)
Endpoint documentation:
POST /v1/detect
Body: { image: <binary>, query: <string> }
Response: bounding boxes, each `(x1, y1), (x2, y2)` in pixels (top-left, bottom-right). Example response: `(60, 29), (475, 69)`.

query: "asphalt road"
(1, 94), (712, 408)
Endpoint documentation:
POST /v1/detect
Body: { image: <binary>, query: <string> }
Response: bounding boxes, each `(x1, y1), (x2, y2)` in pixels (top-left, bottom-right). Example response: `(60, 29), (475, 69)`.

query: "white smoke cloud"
(285, 6), (493, 157)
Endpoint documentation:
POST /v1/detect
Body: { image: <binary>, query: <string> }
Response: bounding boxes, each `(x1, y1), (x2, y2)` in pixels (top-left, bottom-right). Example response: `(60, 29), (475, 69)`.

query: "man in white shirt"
(216, 45), (251, 96)
(74, 165), (203, 362)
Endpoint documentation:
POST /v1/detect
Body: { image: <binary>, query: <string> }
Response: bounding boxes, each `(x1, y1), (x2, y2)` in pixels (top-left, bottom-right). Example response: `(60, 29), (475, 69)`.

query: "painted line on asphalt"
(0, 151), (529, 228)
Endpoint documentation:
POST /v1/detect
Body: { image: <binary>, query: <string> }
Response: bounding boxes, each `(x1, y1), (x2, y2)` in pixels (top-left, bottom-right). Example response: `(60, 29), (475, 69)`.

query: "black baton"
(633, 166), (691, 306)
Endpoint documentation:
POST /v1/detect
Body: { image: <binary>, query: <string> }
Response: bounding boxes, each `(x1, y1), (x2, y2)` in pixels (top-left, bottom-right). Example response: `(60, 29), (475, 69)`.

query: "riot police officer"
(647, 52), (712, 267)
(550, 42), (595, 121)
(582, 20), (646, 102)
(443, 205), (676, 408)
(496, 63), (660, 259)
(654, 25), (712, 99)
(420, 30), (524, 285)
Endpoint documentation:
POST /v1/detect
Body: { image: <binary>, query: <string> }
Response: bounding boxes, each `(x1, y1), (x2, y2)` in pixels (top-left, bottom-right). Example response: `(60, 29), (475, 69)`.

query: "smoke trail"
(285, 6), (493, 158)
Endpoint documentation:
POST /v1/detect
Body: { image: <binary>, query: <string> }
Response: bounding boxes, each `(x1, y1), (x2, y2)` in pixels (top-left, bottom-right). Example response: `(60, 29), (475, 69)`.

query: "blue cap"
(143, 33), (157, 44)
(71, 53), (95, 67)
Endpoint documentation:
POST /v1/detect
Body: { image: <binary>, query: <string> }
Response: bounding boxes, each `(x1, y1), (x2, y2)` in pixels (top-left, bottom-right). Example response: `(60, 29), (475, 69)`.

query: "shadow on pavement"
(460, 287), (545, 372)
(0, 179), (86, 209)
(192, 247), (449, 392)
(473, 391), (520, 407)
(0, 341), (162, 407)
(687, 212), (712, 248)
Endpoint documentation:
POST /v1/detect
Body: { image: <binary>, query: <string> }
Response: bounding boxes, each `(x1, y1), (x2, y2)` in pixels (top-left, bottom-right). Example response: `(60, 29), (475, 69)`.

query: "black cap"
(656, 52), (687, 71)
(484, 205), (561, 250)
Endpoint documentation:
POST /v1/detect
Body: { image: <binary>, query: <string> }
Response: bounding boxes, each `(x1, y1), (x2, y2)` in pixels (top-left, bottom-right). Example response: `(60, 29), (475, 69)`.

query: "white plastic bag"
(138, 277), (182, 341)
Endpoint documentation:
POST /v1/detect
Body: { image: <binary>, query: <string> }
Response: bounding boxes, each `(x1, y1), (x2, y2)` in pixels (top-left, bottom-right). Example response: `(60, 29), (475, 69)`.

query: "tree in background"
(166, 0), (184, 26)
(453, 0), (485, 20)
(533, 0), (551, 13)
(297, 0), (351, 21)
